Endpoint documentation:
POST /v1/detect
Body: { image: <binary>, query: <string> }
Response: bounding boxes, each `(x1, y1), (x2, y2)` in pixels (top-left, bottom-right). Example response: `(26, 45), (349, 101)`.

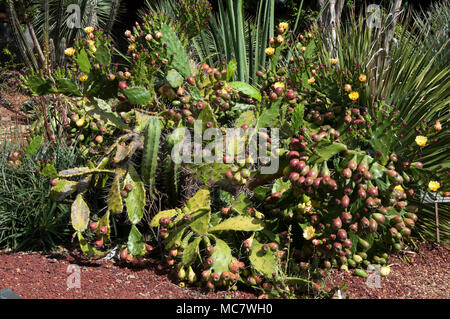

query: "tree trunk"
(383, 0), (402, 56)
(318, 0), (344, 58)
(26, 21), (45, 67)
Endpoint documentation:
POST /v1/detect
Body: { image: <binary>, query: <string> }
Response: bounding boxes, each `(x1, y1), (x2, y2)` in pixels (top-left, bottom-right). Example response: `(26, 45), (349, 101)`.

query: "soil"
(330, 242), (450, 299)
(0, 242), (448, 299)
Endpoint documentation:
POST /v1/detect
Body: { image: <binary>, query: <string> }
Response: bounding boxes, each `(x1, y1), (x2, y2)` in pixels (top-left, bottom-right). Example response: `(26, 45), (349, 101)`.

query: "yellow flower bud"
(359, 73), (367, 82)
(279, 22), (289, 31)
(307, 77), (315, 85)
(273, 82), (285, 89)
(64, 47), (76, 57)
(428, 181), (440, 192)
(303, 226), (316, 240)
(265, 47), (275, 56)
(78, 73), (88, 82)
(84, 26), (94, 34)
(329, 58), (339, 65)
(415, 135), (427, 147)
(344, 84), (352, 92)
(349, 91), (359, 101)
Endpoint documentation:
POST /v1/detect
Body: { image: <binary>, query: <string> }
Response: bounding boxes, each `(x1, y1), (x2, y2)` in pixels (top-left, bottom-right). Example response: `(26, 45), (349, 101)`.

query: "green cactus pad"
(124, 165), (146, 225)
(249, 238), (278, 279)
(71, 194), (90, 232)
(181, 237), (202, 266)
(107, 169), (125, 214)
(50, 179), (78, 202)
(209, 216), (265, 232)
(209, 236), (233, 275)
(127, 225), (146, 256)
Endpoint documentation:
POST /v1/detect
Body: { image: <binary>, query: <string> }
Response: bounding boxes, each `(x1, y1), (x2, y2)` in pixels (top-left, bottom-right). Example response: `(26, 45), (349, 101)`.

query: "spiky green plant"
(316, 6), (450, 243)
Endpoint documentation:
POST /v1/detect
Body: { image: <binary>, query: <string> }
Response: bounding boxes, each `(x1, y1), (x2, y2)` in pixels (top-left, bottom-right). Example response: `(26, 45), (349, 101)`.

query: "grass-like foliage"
(0, 138), (87, 251)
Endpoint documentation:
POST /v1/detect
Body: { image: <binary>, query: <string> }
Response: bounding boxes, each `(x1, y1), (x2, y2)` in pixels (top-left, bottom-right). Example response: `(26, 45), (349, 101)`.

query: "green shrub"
(0, 138), (87, 251)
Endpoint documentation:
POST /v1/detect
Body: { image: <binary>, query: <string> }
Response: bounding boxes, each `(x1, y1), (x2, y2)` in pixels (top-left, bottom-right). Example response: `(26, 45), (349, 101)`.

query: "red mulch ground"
(0, 242), (448, 299)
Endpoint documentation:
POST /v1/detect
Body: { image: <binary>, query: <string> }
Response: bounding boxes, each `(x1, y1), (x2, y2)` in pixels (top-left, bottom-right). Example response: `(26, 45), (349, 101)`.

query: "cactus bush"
(11, 1), (448, 298)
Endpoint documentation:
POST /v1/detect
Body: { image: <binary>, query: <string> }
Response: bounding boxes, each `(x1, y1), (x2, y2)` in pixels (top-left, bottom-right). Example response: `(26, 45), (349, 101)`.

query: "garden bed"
(0, 242), (448, 299)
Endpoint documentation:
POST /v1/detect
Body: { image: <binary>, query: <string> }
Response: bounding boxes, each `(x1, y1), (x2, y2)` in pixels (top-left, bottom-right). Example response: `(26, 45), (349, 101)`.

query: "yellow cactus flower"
(303, 226), (316, 240)
(359, 73), (367, 82)
(128, 43), (136, 52)
(329, 58), (339, 65)
(273, 82), (285, 90)
(279, 22), (289, 31)
(84, 26), (94, 34)
(64, 47), (76, 57)
(307, 77), (315, 85)
(265, 47), (275, 56)
(276, 35), (284, 44)
(78, 73), (88, 82)
(394, 185), (404, 192)
(344, 84), (352, 92)
(415, 135), (427, 147)
(428, 181), (440, 192)
(349, 91), (359, 101)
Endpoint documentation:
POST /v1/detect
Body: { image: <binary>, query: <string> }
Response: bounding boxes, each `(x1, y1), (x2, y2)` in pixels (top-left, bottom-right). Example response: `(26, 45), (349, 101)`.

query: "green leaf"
(272, 178), (291, 194)
(50, 179), (78, 202)
(71, 194), (90, 232)
(370, 162), (387, 180)
(189, 210), (211, 235)
(161, 23), (192, 78)
(186, 189), (211, 212)
(77, 232), (107, 258)
(166, 69), (184, 88)
(124, 165), (146, 225)
(197, 103), (219, 129)
(209, 216), (265, 232)
(40, 164), (58, 178)
(88, 98), (130, 130)
(151, 209), (179, 227)
(25, 75), (55, 95)
(76, 49), (91, 73)
(235, 110), (257, 128)
(25, 136), (44, 156)
(94, 42), (111, 66)
(134, 110), (152, 134)
(58, 167), (113, 178)
(291, 104), (305, 134)
(256, 99), (282, 131)
(107, 170), (125, 214)
(226, 59), (238, 81)
(228, 81), (261, 102)
(249, 238), (278, 278)
(310, 142), (347, 163)
(210, 236), (233, 275)
(123, 87), (152, 106)
(56, 78), (82, 96)
(182, 237), (202, 266)
(230, 193), (252, 215)
(127, 225), (146, 256)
